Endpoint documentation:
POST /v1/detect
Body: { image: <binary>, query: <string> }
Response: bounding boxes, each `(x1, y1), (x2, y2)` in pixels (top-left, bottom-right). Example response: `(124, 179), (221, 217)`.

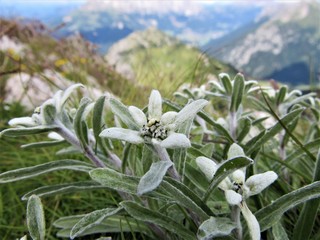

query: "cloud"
(1, 0), (85, 5)
(83, 0), (203, 15)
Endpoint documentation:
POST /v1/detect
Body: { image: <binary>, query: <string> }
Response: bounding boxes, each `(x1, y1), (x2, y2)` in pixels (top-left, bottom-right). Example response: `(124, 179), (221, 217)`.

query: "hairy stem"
(107, 150), (122, 169)
(152, 143), (180, 181)
(230, 111), (237, 140)
(56, 122), (106, 168)
(231, 205), (243, 240)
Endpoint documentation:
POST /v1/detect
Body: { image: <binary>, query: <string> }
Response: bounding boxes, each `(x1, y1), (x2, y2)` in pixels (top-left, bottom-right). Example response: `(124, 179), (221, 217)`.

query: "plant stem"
(152, 143), (180, 181)
(231, 205), (243, 240)
(230, 111), (237, 140)
(56, 122), (106, 168)
(107, 150), (122, 169)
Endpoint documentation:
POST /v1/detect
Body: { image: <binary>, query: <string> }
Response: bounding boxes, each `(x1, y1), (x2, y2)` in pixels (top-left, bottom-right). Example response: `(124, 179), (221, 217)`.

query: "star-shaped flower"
(100, 90), (208, 149)
(196, 143), (278, 240)
(196, 154), (277, 205)
(8, 84), (84, 127)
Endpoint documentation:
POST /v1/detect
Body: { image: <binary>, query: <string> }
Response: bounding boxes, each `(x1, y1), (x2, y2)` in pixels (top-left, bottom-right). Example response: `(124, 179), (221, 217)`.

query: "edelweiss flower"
(196, 143), (278, 240)
(196, 154), (277, 204)
(8, 84), (84, 127)
(100, 90), (208, 149)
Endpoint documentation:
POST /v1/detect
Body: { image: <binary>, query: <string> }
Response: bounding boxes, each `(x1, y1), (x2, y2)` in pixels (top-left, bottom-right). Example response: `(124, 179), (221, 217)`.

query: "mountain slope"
(205, 1), (320, 85)
(105, 27), (237, 96)
(0, 18), (146, 109)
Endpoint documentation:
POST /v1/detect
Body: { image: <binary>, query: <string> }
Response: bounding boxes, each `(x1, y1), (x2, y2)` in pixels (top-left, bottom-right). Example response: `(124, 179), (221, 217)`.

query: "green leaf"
(285, 92), (316, 108)
(174, 99), (208, 129)
(22, 181), (106, 200)
(227, 143), (245, 159)
(182, 88), (196, 99)
(219, 73), (232, 95)
(174, 116), (193, 177)
(56, 146), (80, 155)
(237, 117), (251, 142)
(230, 73), (245, 112)
(189, 146), (213, 159)
(197, 111), (234, 143)
(120, 201), (197, 240)
(184, 162), (209, 192)
(276, 86), (287, 106)
(90, 168), (211, 218)
(21, 140), (65, 149)
(162, 98), (233, 142)
(90, 168), (144, 195)
(247, 95), (270, 113)
(272, 222), (289, 240)
(197, 217), (236, 240)
(59, 83), (84, 110)
(203, 156), (253, 202)
(92, 96), (106, 149)
(137, 161), (173, 195)
(162, 177), (213, 220)
(42, 103), (56, 125)
(74, 97), (92, 147)
(109, 98), (139, 130)
(27, 195), (46, 240)
(200, 143), (215, 158)
(0, 160), (94, 183)
(54, 214), (150, 235)
(56, 217), (149, 238)
(284, 138), (320, 163)
(54, 215), (86, 229)
(246, 108), (304, 155)
(70, 207), (123, 239)
(0, 126), (57, 137)
(90, 168), (168, 199)
(255, 181), (320, 231)
(92, 96), (106, 128)
(292, 148), (320, 240)
(57, 226), (101, 238)
(57, 225), (118, 238)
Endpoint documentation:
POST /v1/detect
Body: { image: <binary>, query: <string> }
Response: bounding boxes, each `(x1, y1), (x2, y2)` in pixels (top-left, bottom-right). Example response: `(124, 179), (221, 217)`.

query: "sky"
(0, 0), (314, 21)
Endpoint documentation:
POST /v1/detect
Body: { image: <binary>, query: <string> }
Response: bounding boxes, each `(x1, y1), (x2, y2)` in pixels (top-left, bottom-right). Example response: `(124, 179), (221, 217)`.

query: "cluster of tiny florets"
(141, 118), (168, 140)
(232, 181), (243, 193)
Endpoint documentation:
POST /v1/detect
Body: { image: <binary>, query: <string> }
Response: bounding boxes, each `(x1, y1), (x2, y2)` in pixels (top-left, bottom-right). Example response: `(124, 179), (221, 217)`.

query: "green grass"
(130, 44), (236, 97)
(0, 133), (123, 239)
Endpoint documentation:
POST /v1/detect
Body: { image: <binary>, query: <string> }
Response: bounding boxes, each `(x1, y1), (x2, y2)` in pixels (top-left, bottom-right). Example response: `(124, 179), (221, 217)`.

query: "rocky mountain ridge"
(205, 1), (320, 85)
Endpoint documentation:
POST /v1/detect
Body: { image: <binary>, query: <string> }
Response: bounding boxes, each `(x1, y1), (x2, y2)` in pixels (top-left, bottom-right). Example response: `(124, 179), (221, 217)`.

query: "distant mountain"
(55, 2), (261, 53)
(205, 1), (320, 85)
(0, 1), (263, 54)
(105, 27), (237, 96)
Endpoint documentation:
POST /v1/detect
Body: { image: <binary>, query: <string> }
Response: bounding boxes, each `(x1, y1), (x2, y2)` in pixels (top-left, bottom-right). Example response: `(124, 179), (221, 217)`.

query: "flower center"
(232, 181), (243, 194)
(141, 118), (168, 140)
